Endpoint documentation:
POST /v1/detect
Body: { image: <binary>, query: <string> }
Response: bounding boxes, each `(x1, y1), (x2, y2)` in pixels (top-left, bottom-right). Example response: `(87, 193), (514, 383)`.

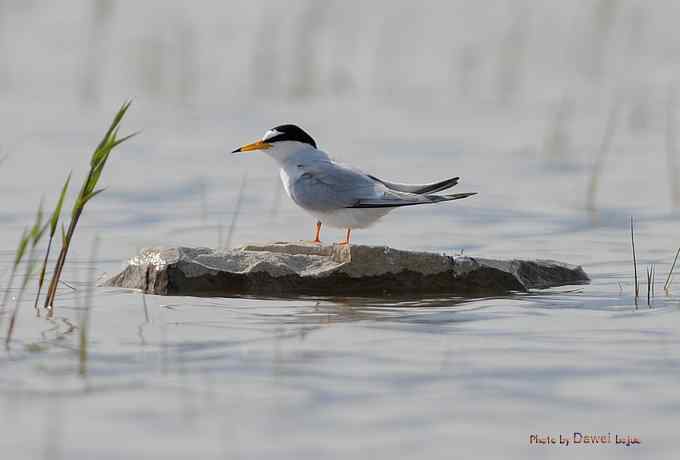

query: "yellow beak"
(232, 140), (272, 153)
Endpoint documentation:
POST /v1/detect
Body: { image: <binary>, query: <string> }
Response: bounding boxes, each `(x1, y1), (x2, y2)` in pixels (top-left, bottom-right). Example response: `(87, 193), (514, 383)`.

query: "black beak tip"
(231, 147), (241, 153)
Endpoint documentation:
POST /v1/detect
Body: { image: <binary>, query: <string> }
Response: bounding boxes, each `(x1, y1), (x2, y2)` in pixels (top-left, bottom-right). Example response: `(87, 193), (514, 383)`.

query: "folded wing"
(349, 192), (477, 208)
(290, 160), (381, 211)
(290, 160), (476, 211)
(367, 175), (460, 194)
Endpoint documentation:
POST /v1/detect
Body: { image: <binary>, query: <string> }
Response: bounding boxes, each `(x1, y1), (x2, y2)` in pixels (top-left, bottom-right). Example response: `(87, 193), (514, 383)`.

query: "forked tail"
(349, 192), (477, 208)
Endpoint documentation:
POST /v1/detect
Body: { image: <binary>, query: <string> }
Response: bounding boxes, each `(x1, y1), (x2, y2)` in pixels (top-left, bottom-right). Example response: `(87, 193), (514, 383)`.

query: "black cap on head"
(266, 124), (317, 148)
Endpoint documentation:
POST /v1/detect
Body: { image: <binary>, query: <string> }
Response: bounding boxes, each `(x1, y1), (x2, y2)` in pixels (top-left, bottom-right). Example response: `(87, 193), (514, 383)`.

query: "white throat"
(264, 141), (328, 165)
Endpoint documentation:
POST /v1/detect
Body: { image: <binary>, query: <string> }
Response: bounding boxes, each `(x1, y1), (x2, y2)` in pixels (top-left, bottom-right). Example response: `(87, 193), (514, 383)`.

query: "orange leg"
(312, 221), (322, 243)
(338, 228), (352, 245)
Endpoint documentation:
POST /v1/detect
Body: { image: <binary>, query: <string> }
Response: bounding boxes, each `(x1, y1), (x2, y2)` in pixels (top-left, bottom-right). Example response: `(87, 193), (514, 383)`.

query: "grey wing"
(290, 160), (382, 211)
(367, 175), (460, 194)
(349, 192), (477, 208)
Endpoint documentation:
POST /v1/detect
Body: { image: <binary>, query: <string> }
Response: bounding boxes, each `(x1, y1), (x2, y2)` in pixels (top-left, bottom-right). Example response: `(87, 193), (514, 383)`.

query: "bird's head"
(232, 124), (317, 161)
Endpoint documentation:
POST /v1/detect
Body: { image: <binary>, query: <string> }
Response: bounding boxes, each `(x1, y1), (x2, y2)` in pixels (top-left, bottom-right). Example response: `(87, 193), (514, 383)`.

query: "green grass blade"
(29, 200), (45, 243)
(111, 130), (140, 149)
(91, 100), (132, 166)
(13, 228), (31, 268)
(1, 228), (29, 311)
(6, 241), (40, 349)
(50, 173), (72, 236)
(91, 143), (111, 172)
(86, 153), (111, 194)
(82, 187), (107, 205)
(19, 251), (38, 290)
(34, 222), (49, 246)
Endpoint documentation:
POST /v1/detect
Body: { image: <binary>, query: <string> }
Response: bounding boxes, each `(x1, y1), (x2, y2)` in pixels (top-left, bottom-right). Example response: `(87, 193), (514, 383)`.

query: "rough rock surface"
(104, 242), (589, 297)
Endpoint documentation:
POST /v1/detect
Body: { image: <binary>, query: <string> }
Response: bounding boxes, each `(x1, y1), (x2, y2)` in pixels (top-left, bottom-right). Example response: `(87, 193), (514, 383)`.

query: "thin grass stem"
(631, 217), (639, 298)
(587, 99), (619, 213)
(33, 236), (53, 317)
(5, 244), (37, 349)
(0, 228), (30, 321)
(646, 266), (652, 306)
(224, 173), (248, 250)
(666, 84), (680, 208)
(664, 247), (680, 293)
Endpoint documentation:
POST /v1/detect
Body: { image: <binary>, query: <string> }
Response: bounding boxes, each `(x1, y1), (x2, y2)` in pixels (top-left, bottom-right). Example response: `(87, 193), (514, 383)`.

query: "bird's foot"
(337, 228), (352, 246)
(309, 221), (322, 244)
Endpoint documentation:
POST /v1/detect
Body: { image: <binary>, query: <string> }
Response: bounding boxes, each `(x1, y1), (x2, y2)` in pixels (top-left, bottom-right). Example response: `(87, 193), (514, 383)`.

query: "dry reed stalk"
(224, 173), (248, 250)
(665, 85), (680, 207)
(587, 100), (619, 212)
(631, 217), (639, 298)
(646, 265), (652, 306)
(664, 247), (680, 293)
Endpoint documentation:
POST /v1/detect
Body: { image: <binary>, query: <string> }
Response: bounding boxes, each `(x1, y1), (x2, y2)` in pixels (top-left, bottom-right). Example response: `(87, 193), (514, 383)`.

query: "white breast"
(279, 167), (293, 198)
(317, 207), (393, 229)
(279, 161), (307, 196)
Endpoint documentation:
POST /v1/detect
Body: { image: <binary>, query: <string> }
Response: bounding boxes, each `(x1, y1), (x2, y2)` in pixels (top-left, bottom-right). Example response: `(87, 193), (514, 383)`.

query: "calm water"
(2, 2), (680, 459)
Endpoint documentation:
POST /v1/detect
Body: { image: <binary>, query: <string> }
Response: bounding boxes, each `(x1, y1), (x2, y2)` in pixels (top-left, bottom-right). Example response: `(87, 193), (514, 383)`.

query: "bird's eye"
(263, 129), (281, 141)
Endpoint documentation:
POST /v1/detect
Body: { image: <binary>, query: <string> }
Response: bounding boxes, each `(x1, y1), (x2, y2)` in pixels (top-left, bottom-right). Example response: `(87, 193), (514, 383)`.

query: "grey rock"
(104, 242), (589, 296)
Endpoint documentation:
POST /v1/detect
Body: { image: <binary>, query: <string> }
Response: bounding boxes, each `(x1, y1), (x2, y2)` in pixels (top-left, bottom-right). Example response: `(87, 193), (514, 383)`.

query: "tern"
(232, 124), (476, 244)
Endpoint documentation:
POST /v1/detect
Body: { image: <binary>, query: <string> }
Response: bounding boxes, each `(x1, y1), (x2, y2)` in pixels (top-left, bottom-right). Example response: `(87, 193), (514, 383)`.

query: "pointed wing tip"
(439, 192), (478, 201)
(453, 192), (478, 198)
